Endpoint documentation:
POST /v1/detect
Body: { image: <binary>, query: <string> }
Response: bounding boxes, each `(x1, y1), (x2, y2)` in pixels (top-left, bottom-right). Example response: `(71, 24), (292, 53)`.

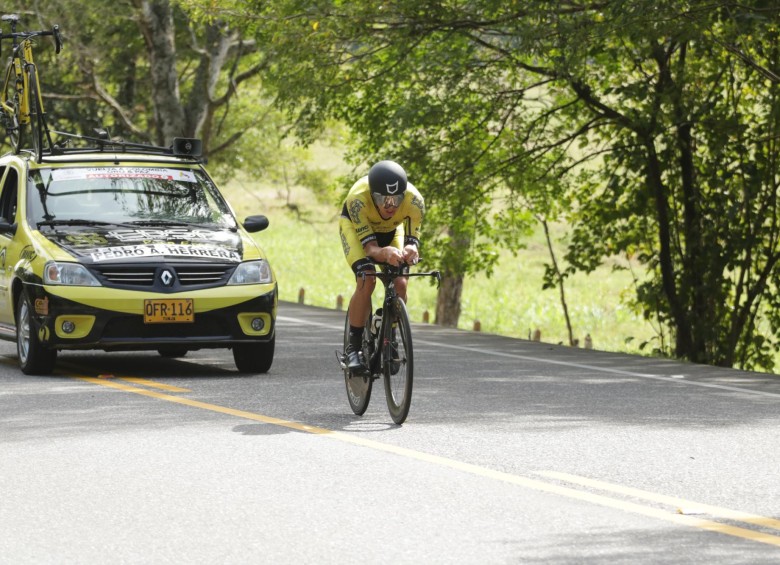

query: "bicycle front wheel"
(343, 310), (372, 415)
(27, 67), (45, 163)
(383, 297), (413, 424)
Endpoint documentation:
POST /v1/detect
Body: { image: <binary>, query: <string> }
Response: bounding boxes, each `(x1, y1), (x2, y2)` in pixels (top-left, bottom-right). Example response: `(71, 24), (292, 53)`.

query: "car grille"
(97, 267), (156, 285)
(175, 266), (233, 285)
(92, 264), (234, 289)
(102, 313), (230, 339)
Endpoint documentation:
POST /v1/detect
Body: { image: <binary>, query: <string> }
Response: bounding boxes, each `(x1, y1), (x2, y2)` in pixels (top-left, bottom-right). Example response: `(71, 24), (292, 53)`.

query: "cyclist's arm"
(364, 240), (404, 266)
(403, 185), (425, 264)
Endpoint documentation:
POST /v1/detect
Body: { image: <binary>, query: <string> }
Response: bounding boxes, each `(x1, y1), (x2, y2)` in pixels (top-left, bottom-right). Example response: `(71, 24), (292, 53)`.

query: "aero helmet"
(368, 160), (407, 196)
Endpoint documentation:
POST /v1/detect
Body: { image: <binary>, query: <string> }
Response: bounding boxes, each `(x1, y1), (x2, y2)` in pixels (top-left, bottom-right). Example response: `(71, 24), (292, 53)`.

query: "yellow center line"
(75, 376), (331, 433)
(54, 361), (191, 392)
(538, 471), (780, 532)
(72, 374), (780, 549)
(115, 377), (191, 393)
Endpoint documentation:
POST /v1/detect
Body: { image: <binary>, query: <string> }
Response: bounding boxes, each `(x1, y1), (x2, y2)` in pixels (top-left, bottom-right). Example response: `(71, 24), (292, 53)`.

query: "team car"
(0, 137), (276, 374)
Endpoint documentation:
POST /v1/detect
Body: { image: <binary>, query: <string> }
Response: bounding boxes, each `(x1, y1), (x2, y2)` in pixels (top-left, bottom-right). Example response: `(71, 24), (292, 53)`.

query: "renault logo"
(160, 269), (174, 286)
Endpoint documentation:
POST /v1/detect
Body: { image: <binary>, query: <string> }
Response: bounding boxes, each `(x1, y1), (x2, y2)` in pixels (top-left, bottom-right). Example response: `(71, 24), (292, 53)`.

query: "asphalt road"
(2, 300), (780, 564)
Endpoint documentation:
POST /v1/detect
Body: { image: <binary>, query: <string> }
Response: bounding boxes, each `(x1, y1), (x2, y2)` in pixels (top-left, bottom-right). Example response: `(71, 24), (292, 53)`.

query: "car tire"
(16, 293), (57, 375)
(233, 336), (275, 374)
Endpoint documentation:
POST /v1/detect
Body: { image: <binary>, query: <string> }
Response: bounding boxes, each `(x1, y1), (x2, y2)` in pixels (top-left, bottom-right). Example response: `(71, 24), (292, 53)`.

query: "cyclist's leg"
(394, 276), (409, 302)
(339, 218), (377, 325)
(348, 267), (376, 328)
(346, 268), (375, 370)
(339, 218), (375, 370)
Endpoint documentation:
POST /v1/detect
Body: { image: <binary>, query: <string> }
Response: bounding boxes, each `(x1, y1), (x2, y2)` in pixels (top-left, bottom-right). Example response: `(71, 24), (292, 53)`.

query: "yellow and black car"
(0, 138), (276, 374)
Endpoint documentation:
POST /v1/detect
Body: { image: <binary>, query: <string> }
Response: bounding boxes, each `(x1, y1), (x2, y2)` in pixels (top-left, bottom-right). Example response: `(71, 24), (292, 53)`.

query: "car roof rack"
(45, 129), (203, 160)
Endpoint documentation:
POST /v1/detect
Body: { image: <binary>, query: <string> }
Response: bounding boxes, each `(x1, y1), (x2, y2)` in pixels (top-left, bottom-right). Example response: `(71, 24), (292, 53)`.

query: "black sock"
(348, 326), (363, 348)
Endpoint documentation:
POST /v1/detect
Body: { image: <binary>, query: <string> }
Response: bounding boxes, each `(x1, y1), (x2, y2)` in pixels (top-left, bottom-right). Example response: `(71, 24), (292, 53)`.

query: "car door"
(0, 164), (20, 323)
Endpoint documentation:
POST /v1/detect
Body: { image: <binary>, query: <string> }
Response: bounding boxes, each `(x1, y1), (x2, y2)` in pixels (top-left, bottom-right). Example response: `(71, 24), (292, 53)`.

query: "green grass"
(223, 177), (658, 355)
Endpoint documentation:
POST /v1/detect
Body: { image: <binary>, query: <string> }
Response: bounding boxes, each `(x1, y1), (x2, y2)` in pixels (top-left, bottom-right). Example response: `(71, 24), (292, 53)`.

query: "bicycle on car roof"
(1, 13), (63, 163)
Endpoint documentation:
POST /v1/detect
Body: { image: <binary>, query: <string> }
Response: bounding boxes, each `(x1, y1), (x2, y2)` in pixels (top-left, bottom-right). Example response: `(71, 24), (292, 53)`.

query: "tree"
(189, 0), (780, 370)
(536, 1), (780, 368)
(185, 0), (538, 326)
(3, 0), (272, 170)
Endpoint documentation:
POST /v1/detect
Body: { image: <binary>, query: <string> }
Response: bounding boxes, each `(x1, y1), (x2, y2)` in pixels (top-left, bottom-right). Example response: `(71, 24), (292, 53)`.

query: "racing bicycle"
(337, 263), (440, 425)
(0, 14), (62, 163)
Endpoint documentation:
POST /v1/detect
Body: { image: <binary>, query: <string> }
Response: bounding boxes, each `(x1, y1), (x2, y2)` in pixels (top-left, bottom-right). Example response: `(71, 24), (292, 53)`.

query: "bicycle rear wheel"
(383, 297), (413, 424)
(27, 67), (45, 163)
(2, 67), (24, 152)
(343, 309), (372, 415)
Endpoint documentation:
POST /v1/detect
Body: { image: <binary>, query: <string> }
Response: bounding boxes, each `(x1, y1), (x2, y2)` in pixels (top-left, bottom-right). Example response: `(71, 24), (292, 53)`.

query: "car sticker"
(20, 246), (37, 261)
(86, 243), (240, 262)
(50, 167), (197, 183)
(64, 233), (109, 245)
(105, 228), (233, 242)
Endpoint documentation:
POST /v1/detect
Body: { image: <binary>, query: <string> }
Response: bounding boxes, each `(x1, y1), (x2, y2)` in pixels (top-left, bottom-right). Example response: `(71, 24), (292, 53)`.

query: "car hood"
(40, 225), (244, 264)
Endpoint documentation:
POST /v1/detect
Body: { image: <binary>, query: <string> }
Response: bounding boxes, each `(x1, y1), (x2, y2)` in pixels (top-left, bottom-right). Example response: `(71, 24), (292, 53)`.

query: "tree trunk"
(185, 24), (233, 138)
(137, 0), (186, 145)
(541, 218), (575, 346)
(435, 270), (463, 327)
(644, 139), (696, 360)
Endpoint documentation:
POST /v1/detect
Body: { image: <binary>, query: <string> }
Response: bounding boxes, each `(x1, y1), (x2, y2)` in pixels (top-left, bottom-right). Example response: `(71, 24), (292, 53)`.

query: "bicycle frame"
(364, 276), (400, 378)
(0, 39), (36, 126)
(339, 261), (440, 423)
(363, 265), (441, 378)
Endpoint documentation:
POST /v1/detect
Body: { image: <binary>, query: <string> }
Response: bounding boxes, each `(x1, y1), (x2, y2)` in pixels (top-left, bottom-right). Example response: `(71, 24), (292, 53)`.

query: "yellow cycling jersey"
(340, 175), (425, 248)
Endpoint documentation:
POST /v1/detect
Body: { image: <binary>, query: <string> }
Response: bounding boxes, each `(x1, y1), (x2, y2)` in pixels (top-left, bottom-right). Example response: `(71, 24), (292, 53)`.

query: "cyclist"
(340, 160), (425, 372)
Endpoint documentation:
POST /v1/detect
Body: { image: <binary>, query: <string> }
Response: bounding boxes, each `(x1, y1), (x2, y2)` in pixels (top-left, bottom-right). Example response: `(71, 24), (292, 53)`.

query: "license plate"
(144, 299), (194, 323)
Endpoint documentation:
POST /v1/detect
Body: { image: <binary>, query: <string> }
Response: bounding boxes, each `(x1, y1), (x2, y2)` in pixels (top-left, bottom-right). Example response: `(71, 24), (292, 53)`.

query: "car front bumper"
(28, 282), (277, 351)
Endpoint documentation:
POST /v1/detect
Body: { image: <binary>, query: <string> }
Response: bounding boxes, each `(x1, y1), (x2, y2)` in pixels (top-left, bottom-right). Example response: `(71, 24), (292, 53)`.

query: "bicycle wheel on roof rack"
(27, 67), (45, 163)
(2, 68), (24, 153)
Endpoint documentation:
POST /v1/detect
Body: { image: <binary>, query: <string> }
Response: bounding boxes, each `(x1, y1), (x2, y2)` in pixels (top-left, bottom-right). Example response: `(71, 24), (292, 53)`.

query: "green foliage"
(198, 0), (780, 371)
(187, 0), (542, 284)
(222, 177), (655, 354)
(545, 2), (780, 369)
(0, 1), (337, 200)
(6, 0), (780, 370)
(222, 0), (780, 367)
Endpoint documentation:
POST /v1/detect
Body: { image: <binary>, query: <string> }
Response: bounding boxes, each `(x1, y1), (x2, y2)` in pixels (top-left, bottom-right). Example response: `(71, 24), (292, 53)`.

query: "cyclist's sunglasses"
(372, 192), (404, 208)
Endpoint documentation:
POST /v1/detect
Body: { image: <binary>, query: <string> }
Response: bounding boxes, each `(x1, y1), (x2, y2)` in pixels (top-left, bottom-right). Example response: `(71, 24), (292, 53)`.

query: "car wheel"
(233, 336), (275, 374)
(16, 294), (57, 375)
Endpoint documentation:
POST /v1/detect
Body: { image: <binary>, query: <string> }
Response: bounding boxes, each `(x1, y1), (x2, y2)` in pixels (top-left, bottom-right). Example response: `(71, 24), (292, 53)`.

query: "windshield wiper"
(37, 219), (134, 229)
(128, 220), (198, 226)
(128, 219), (231, 229)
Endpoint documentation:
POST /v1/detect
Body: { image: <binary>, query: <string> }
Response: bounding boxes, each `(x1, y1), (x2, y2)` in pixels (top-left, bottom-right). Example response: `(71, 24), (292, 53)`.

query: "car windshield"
(26, 166), (237, 229)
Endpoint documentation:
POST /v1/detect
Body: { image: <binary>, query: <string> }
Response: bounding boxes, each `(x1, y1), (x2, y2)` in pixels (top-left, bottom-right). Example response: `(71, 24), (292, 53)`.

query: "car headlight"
(228, 260), (273, 285)
(44, 262), (101, 286)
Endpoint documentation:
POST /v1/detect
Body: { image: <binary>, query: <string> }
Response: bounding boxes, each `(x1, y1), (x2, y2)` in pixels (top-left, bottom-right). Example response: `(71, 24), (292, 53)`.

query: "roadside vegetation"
(3, 1), (779, 372)
(222, 166), (658, 355)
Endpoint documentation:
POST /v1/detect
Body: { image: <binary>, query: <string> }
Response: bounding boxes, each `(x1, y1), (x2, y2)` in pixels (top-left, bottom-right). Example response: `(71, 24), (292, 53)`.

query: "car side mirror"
(243, 215), (269, 233)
